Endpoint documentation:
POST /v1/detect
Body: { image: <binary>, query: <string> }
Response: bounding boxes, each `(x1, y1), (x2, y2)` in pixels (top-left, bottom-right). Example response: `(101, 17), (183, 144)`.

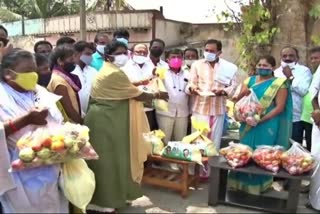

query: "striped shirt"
(186, 59), (238, 116)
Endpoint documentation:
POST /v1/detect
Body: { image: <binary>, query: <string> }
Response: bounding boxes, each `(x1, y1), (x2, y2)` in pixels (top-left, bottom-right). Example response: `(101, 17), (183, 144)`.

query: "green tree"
(1, 0), (79, 19)
(218, 0), (278, 72)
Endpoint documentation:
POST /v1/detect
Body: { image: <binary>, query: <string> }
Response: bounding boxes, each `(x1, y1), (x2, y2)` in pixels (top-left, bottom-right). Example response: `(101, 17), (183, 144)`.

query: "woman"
(0, 49), (68, 213)
(229, 55), (293, 195)
(47, 45), (83, 124)
(85, 41), (168, 213)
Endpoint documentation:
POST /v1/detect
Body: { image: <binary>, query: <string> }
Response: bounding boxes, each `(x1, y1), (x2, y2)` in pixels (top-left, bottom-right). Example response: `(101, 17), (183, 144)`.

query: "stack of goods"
(252, 146), (284, 172)
(11, 123), (98, 171)
(234, 90), (264, 127)
(143, 130), (165, 155)
(182, 116), (217, 157)
(281, 142), (315, 175)
(219, 142), (252, 168)
(161, 141), (203, 165)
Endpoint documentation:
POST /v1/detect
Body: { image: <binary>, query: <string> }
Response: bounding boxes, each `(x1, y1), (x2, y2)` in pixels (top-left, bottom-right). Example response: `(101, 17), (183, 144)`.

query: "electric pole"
(80, 0), (86, 40)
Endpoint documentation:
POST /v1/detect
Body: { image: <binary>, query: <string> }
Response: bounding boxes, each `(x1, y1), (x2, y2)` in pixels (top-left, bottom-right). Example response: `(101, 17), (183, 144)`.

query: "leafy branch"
(217, 0), (279, 72)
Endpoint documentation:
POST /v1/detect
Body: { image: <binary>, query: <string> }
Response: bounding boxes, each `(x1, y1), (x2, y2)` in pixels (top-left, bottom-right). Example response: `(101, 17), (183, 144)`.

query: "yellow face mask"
(9, 70), (39, 91)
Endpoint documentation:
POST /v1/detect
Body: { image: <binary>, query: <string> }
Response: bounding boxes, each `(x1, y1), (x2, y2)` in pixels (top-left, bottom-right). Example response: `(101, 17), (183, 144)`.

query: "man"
(113, 28), (130, 47)
(0, 25), (12, 63)
(56, 36), (76, 47)
(90, 32), (110, 71)
(34, 40), (53, 57)
(156, 48), (189, 144)
(121, 44), (157, 130)
(0, 25), (7, 40)
(186, 39), (238, 149)
(307, 47), (320, 211)
(183, 48), (199, 134)
(72, 41), (97, 118)
(183, 47), (199, 72)
(149, 38), (169, 69)
(274, 47), (312, 145)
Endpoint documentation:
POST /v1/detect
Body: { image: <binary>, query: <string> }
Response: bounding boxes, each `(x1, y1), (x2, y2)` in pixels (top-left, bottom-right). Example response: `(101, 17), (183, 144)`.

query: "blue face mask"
(116, 38), (129, 47)
(257, 68), (273, 76)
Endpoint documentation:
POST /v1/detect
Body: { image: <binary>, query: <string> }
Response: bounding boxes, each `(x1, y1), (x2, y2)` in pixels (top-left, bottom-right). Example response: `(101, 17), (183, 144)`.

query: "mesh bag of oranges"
(10, 122), (98, 171)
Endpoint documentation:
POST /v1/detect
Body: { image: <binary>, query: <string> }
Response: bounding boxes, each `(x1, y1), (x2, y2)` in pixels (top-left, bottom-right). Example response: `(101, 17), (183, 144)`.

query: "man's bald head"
(132, 43), (148, 56)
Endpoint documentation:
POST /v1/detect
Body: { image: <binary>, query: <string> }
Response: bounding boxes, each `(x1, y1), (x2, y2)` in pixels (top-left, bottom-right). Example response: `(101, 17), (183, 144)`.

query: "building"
(1, 9), (240, 62)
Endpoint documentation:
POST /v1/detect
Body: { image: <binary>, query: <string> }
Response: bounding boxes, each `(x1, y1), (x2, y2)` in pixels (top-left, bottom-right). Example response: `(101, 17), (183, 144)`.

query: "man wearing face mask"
(91, 32), (110, 71)
(122, 43), (157, 129)
(113, 29), (130, 48)
(149, 38), (169, 69)
(156, 49), (189, 146)
(183, 48), (199, 73)
(182, 48), (199, 134)
(186, 39), (238, 150)
(71, 41), (97, 118)
(274, 46), (312, 145)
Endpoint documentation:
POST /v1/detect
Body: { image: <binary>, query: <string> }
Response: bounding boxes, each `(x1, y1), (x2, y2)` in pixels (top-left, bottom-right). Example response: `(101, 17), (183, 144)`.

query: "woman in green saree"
(229, 55), (293, 195)
(84, 41), (168, 213)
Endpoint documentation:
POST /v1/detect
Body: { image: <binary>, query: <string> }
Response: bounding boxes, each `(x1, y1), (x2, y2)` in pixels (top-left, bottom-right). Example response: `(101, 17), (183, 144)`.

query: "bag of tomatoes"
(219, 142), (252, 168)
(281, 141), (316, 175)
(234, 89), (264, 127)
(252, 145), (284, 172)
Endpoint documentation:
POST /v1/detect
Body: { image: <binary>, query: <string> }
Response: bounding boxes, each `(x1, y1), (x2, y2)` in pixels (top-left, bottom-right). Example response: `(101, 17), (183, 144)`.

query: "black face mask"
(63, 63), (76, 73)
(38, 73), (52, 87)
(150, 48), (163, 58)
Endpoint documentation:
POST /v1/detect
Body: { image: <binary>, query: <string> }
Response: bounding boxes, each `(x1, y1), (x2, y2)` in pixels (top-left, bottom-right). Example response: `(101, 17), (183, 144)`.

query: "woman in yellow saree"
(84, 41), (168, 213)
(229, 55), (293, 195)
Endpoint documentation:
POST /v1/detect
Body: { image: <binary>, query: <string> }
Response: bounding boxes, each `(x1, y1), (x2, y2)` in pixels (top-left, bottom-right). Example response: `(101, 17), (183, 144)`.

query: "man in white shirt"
(149, 38), (169, 69)
(274, 46), (312, 144)
(156, 48), (189, 144)
(121, 43), (158, 130)
(72, 41), (97, 118)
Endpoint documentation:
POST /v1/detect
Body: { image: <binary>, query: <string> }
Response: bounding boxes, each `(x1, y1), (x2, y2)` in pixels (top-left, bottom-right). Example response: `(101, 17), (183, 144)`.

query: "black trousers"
(146, 110), (158, 131)
(291, 121), (312, 151)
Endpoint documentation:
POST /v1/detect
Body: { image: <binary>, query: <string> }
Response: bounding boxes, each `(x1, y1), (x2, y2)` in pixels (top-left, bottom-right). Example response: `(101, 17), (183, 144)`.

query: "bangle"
(9, 120), (18, 132)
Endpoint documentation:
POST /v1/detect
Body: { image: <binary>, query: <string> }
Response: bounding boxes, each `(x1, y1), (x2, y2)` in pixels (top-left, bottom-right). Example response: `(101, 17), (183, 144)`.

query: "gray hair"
(0, 48), (35, 81)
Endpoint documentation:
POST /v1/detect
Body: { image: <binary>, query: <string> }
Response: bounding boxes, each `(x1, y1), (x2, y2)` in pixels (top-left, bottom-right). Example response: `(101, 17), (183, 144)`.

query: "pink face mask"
(169, 58), (183, 70)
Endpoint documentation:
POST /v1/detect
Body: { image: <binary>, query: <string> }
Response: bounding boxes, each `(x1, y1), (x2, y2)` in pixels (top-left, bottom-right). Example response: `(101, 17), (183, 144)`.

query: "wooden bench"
(208, 156), (314, 213)
(142, 155), (208, 198)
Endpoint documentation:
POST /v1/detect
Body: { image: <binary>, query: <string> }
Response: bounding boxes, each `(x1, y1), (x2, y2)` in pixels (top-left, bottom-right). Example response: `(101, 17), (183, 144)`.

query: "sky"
(125, 0), (248, 23)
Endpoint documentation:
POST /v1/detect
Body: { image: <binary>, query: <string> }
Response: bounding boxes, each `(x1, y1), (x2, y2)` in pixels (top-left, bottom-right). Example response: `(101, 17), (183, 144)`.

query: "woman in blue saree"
(229, 55), (293, 195)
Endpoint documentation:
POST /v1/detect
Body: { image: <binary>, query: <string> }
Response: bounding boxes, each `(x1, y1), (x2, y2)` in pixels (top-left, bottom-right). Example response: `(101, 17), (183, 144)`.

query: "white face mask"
(96, 44), (106, 54)
(203, 51), (217, 62)
(281, 60), (296, 68)
(113, 54), (129, 67)
(185, 59), (196, 67)
(132, 55), (148, 65)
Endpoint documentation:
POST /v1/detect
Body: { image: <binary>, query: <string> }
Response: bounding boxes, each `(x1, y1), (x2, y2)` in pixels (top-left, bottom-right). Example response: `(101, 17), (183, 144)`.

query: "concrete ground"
(119, 182), (317, 213)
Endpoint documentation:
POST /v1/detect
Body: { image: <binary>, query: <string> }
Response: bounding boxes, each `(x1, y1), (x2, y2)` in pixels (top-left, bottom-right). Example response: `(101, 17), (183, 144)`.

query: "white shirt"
(122, 59), (154, 89)
(148, 58), (169, 70)
(274, 63), (312, 122)
(122, 59), (155, 111)
(72, 65), (97, 117)
(156, 69), (190, 118)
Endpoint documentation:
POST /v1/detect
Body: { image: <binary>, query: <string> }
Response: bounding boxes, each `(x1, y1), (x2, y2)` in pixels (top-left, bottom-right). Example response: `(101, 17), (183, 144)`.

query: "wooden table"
(208, 156), (314, 213)
(142, 155), (208, 198)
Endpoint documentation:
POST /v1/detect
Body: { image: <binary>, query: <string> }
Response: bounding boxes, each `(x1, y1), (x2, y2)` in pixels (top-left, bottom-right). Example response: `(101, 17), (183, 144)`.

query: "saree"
(228, 76), (292, 195)
(84, 62), (151, 210)
(0, 82), (68, 213)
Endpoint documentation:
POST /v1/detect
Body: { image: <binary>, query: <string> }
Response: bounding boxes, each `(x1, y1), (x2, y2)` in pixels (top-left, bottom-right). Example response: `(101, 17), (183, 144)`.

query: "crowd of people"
(0, 23), (319, 213)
